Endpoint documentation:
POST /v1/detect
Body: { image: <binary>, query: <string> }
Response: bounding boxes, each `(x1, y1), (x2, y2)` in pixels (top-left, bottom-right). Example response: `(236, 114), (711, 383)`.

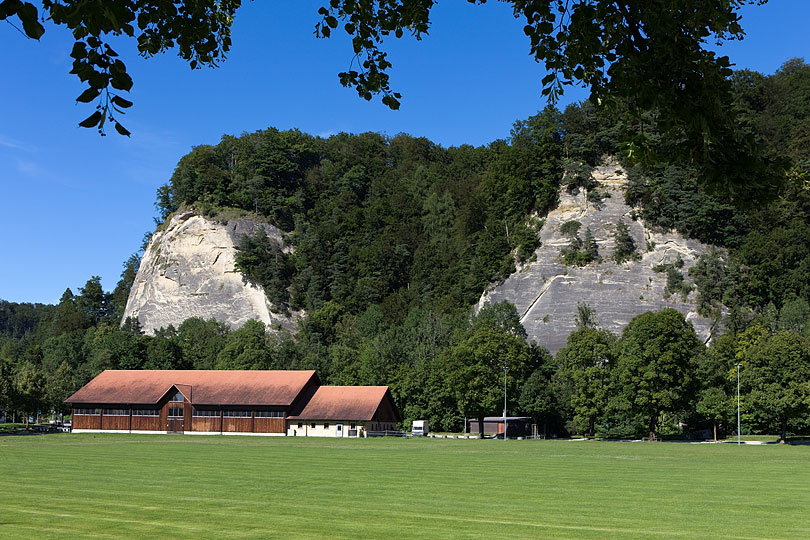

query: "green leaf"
(76, 87), (101, 103)
(111, 70), (133, 92)
(70, 42), (87, 60)
(111, 95), (133, 109)
(78, 111), (103, 128)
(114, 122), (131, 137)
(19, 3), (45, 40)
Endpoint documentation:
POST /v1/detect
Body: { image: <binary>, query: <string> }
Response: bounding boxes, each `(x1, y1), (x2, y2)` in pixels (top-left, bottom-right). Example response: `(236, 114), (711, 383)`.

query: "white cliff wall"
(123, 211), (300, 335)
(479, 159), (716, 354)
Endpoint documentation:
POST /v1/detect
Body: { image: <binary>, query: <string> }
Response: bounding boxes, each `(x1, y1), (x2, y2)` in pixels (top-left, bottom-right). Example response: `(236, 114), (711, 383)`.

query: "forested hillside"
(2, 59), (810, 439)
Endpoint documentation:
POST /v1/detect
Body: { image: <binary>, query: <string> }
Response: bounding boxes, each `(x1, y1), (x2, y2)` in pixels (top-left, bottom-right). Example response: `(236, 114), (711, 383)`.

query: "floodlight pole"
(735, 363), (742, 445)
(503, 364), (509, 441)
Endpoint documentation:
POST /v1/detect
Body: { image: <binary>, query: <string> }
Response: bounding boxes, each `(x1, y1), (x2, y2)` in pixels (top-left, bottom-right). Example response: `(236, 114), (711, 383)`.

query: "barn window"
(133, 409), (159, 417)
(255, 410), (284, 418)
(103, 409), (129, 416)
(74, 408), (100, 416)
(223, 410), (251, 418)
(310, 423), (316, 429)
(324, 423), (329, 429)
(169, 390), (184, 402)
(168, 407), (183, 417)
(193, 409), (219, 417)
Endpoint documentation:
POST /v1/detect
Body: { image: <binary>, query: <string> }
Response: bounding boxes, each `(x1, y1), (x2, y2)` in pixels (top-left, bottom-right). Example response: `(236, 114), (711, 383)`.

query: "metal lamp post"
(503, 364), (509, 441)
(735, 363), (742, 445)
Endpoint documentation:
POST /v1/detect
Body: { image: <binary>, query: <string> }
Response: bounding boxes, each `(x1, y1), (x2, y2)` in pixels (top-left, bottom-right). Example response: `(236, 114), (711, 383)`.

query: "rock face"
(123, 212), (300, 335)
(478, 159), (716, 354)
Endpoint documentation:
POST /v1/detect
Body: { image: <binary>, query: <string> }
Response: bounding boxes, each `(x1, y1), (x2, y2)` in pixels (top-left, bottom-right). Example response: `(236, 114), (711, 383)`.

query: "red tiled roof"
(66, 370), (318, 406)
(287, 386), (394, 421)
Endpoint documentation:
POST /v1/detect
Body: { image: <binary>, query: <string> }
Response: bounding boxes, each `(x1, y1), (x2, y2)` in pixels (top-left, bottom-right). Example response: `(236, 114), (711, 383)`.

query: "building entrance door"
(335, 423), (343, 437)
(167, 406), (184, 433)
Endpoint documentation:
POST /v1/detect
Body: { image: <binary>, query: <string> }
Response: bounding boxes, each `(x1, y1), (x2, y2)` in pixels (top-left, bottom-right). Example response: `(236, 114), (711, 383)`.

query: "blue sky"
(1, 1), (808, 305)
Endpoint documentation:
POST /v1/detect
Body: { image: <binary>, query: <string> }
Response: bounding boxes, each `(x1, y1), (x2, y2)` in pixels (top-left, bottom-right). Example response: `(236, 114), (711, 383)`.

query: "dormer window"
(169, 389), (184, 402)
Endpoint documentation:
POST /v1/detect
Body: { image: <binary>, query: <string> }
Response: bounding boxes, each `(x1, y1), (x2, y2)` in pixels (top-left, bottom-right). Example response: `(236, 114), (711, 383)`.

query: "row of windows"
(75, 408), (160, 416)
(224, 410), (251, 418)
(255, 410), (284, 418)
(296, 423), (357, 429)
(192, 409), (284, 418)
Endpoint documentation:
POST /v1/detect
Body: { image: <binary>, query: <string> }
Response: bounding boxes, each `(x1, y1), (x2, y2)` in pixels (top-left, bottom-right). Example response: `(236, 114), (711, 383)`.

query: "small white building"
(286, 386), (400, 437)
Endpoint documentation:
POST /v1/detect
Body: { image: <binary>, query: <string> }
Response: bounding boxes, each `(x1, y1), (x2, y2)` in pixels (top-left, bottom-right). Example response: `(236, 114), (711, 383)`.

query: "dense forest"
(2, 59), (810, 440)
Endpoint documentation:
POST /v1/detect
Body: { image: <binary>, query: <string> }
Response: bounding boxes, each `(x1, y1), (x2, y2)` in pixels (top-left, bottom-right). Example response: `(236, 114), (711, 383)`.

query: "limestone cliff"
(123, 211), (301, 335)
(478, 159), (717, 354)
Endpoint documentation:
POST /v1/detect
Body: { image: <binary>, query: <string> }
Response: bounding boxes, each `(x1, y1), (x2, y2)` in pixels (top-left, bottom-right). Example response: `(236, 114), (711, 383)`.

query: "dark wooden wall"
(191, 416), (222, 432)
(72, 409), (101, 430)
(222, 417), (253, 433)
(254, 418), (284, 433)
(131, 416), (160, 431)
(101, 414), (130, 431)
(375, 393), (400, 423)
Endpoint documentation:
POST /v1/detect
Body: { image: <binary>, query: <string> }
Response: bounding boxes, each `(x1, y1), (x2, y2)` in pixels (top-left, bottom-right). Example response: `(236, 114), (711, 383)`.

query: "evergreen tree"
(52, 288), (89, 335)
(612, 220), (639, 263)
(582, 227), (600, 263)
(77, 277), (112, 326)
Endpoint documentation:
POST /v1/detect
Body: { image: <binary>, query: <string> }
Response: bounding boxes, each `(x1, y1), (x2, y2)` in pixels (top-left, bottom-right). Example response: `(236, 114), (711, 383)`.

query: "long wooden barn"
(66, 370), (400, 437)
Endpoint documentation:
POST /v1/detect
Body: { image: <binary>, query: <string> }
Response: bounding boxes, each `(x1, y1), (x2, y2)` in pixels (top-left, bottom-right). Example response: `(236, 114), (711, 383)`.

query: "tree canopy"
(614, 309), (702, 440)
(743, 330), (810, 442)
(4, 0), (765, 151)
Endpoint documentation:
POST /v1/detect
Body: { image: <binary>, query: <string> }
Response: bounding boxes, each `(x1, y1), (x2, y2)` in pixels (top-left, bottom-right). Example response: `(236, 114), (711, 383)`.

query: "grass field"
(1, 434), (808, 539)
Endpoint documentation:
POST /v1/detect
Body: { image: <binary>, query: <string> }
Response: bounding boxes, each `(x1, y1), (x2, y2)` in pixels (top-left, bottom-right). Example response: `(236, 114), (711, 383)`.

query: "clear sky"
(1, 1), (808, 305)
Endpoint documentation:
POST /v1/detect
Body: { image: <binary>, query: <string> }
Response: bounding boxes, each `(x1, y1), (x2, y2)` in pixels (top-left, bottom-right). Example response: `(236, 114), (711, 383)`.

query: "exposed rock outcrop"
(123, 212), (300, 335)
(478, 159), (716, 354)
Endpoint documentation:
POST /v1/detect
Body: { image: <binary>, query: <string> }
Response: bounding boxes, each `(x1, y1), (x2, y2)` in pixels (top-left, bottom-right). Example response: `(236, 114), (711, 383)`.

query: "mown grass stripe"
(1, 435), (808, 539)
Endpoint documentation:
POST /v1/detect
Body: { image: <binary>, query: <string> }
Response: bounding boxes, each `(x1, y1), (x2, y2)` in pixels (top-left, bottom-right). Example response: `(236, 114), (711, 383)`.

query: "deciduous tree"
(45, 360), (76, 416)
(742, 330), (810, 442)
(557, 327), (616, 437)
(443, 304), (538, 438)
(615, 309), (702, 440)
(14, 362), (45, 426)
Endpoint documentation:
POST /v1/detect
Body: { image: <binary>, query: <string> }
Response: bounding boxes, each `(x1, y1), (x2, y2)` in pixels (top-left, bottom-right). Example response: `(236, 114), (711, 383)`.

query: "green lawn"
(1, 434), (808, 539)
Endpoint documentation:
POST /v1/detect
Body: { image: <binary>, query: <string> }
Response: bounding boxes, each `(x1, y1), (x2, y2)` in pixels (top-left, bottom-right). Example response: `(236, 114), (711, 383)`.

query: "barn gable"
(288, 386), (401, 422)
